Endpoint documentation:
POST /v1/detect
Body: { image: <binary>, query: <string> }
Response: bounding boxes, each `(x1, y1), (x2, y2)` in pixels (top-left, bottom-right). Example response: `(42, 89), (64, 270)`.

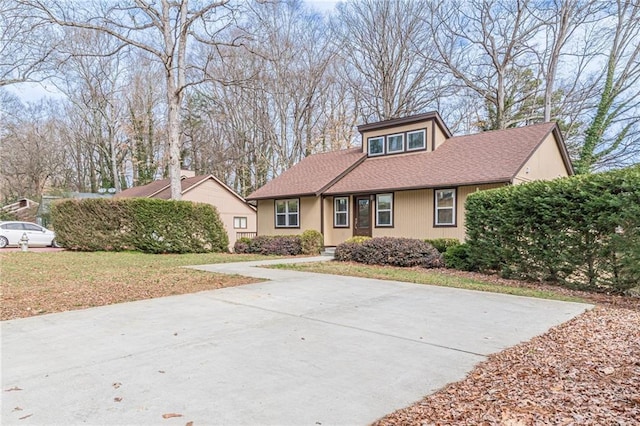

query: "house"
(115, 172), (257, 250)
(246, 111), (573, 246)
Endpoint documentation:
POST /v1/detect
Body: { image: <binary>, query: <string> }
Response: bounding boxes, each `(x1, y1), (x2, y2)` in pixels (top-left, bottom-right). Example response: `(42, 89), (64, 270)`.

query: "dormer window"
(387, 133), (404, 153)
(368, 136), (384, 156)
(407, 130), (426, 151)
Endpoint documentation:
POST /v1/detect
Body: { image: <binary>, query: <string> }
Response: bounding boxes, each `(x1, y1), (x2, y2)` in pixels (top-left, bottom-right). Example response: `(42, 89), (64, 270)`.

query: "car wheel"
(51, 239), (61, 248)
(0, 236), (8, 248)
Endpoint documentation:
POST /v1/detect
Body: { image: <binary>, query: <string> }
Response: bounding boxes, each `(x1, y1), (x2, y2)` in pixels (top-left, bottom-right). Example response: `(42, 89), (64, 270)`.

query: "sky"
(7, 0), (342, 104)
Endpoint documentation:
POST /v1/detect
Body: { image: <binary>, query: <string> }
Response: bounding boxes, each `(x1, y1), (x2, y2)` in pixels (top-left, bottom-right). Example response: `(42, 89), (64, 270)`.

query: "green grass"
(1, 251), (276, 320)
(269, 261), (586, 303)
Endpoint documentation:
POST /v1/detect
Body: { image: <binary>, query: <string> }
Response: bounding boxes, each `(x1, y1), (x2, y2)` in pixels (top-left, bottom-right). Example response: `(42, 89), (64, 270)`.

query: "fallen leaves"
(374, 306), (640, 425)
(162, 413), (183, 419)
(0, 252), (262, 320)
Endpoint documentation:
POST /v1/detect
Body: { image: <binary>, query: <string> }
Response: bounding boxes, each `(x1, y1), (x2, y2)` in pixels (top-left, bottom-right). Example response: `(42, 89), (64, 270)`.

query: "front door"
(354, 195), (372, 237)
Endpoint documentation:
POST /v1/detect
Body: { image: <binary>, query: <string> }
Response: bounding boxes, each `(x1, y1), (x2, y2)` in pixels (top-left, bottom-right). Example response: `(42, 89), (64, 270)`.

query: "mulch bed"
(374, 270), (640, 425)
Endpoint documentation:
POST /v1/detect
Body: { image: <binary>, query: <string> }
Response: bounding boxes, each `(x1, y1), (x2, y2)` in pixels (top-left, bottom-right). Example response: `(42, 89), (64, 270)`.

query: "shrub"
(300, 230), (324, 255)
(235, 235), (302, 256)
(344, 236), (372, 244)
(335, 237), (442, 268)
(464, 165), (640, 292)
(233, 237), (252, 254)
(443, 243), (476, 271)
(51, 198), (228, 253)
(425, 238), (461, 254)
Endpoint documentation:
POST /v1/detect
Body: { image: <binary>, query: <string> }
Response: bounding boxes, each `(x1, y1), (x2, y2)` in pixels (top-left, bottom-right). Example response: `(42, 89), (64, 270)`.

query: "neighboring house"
(1, 198), (39, 222)
(246, 111), (573, 246)
(115, 173), (257, 251)
(37, 193), (113, 227)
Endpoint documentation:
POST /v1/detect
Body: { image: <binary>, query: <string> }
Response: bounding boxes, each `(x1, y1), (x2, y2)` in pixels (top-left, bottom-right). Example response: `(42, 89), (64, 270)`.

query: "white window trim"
(275, 198), (299, 228)
(334, 196), (349, 228)
(233, 216), (247, 229)
(435, 189), (456, 226)
(368, 136), (385, 156)
(386, 133), (405, 153)
(375, 193), (393, 227)
(407, 129), (426, 151)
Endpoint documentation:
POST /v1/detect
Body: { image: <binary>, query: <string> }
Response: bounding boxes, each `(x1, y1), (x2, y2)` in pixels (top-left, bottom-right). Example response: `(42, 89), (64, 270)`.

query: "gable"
(513, 129), (573, 183)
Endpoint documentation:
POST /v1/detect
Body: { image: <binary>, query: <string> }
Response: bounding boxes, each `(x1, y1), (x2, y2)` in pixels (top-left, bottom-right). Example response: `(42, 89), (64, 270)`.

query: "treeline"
(1, 0), (638, 202)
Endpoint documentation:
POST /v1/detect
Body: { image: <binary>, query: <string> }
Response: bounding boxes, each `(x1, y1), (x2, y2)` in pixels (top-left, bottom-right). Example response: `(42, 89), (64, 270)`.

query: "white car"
(0, 221), (59, 248)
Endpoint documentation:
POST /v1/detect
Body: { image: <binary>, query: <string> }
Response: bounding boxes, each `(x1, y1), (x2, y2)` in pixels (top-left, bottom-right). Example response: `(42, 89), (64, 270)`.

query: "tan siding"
(362, 120), (434, 154)
(514, 132), (569, 184)
(181, 179), (256, 251)
(371, 184), (506, 242)
(323, 196), (353, 246)
(433, 123), (448, 150)
(256, 196), (322, 238)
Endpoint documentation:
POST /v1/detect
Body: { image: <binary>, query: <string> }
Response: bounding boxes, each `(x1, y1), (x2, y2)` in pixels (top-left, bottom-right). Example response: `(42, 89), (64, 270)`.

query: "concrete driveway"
(1, 257), (591, 425)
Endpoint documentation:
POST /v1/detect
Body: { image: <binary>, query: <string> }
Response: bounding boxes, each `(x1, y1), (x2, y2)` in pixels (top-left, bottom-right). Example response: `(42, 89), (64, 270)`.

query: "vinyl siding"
(256, 196), (321, 237)
(181, 179), (256, 250)
(513, 132), (570, 184)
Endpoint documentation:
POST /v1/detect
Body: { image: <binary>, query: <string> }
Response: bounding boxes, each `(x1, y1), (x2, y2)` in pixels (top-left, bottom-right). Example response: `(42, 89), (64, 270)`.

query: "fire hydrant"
(19, 232), (29, 252)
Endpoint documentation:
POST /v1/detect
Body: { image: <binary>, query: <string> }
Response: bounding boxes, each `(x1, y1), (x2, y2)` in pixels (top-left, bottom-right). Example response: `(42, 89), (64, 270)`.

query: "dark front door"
(354, 195), (372, 237)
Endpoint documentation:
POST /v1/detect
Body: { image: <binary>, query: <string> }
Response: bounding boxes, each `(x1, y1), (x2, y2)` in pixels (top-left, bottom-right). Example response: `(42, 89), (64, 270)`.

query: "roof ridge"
(450, 121), (556, 139)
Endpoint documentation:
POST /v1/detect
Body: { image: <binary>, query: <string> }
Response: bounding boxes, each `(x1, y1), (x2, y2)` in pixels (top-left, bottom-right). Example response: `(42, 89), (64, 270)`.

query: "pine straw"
(374, 306), (640, 425)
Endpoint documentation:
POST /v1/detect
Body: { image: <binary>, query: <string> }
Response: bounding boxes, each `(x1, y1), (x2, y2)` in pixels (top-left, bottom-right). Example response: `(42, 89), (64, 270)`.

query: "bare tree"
(430, 0), (543, 130)
(0, 0), (59, 86)
(332, 0), (443, 122)
(574, 0), (640, 173)
(20, 0), (237, 199)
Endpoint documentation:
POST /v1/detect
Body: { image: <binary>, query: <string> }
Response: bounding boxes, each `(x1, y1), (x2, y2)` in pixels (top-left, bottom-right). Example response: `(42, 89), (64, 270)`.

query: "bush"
(234, 235), (302, 256)
(464, 165), (640, 292)
(443, 243), (476, 271)
(344, 236), (372, 244)
(300, 230), (324, 255)
(51, 198), (229, 253)
(425, 238), (461, 254)
(233, 237), (252, 254)
(335, 237), (442, 268)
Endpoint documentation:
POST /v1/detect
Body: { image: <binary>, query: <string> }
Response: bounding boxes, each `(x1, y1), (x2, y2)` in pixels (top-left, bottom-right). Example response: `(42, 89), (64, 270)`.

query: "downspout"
(320, 195), (325, 244)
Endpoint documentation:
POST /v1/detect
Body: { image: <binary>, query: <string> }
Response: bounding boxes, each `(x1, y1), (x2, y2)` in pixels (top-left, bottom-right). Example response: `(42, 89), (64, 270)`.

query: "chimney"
(180, 169), (195, 178)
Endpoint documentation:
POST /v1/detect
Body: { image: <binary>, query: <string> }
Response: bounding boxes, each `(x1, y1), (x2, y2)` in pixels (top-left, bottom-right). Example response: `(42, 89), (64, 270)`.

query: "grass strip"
(268, 261), (586, 303)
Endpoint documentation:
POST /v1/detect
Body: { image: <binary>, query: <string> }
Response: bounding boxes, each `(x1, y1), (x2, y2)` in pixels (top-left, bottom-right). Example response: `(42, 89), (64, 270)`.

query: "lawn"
(0, 251), (270, 320)
(269, 261), (587, 302)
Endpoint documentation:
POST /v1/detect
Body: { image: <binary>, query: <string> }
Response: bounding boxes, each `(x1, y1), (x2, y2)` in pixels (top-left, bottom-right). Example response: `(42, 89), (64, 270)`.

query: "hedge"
(51, 198), (229, 253)
(464, 165), (640, 292)
(335, 237), (443, 268)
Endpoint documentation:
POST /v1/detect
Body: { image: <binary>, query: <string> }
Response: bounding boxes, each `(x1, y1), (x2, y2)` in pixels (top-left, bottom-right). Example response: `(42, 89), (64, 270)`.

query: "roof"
(246, 147), (366, 200)
(325, 122), (563, 194)
(115, 174), (253, 208)
(357, 111), (452, 138)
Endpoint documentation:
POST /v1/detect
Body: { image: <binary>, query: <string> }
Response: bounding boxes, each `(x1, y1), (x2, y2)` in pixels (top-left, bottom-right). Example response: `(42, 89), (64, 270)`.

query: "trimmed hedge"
(443, 243), (475, 271)
(335, 237), (443, 268)
(50, 198), (229, 253)
(425, 238), (460, 254)
(234, 231), (325, 256)
(464, 166), (640, 292)
(234, 235), (302, 255)
(301, 230), (324, 255)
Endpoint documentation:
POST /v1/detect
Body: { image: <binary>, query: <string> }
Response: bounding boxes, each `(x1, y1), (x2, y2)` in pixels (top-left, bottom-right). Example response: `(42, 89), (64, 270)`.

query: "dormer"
(358, 111), (452, 157)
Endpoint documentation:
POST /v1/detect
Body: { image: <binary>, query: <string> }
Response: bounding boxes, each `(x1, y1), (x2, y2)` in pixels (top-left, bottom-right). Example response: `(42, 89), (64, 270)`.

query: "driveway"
(1, 257), (591, 425)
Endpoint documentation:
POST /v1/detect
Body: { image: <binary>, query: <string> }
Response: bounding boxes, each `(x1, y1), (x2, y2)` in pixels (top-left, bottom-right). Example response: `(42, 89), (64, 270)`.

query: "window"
(407, 129), (426, 151)
(334, 197), (349, 227)
(435, 189), (456, 226)
(233, 216), (247, 229)
(376, 193), (393, 226)
(368, 136), (384, 156)
(387, 133), (404, 153)
(275, 199), (299, 228)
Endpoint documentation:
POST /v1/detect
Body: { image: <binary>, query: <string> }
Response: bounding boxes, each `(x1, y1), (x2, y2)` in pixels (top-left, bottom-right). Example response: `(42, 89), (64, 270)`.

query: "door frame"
(353, 195), (372, 237)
